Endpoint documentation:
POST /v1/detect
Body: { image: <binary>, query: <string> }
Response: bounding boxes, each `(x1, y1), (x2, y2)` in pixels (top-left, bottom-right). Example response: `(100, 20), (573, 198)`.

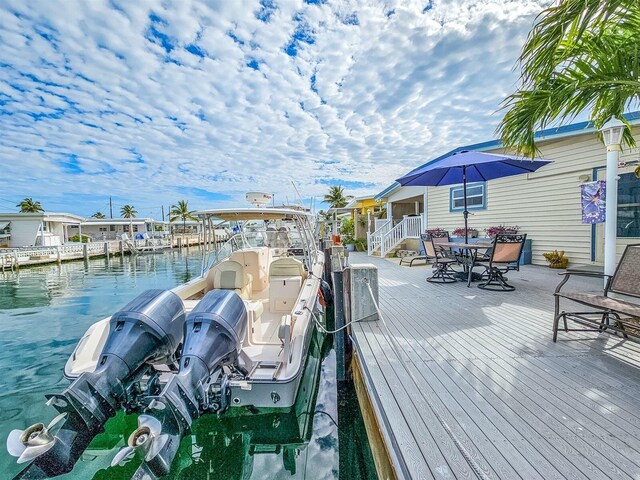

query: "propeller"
(111, 415), (169, 467)
(6, 413), (67, 464)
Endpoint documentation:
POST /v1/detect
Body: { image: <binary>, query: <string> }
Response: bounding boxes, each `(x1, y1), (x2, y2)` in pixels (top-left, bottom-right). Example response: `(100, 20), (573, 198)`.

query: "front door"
(594, 165), (640, 263)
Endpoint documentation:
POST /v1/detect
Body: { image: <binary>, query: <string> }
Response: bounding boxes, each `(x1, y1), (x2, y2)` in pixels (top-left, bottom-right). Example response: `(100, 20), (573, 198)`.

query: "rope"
(305, 305), (365, 334)
(361, 277), (490, 480)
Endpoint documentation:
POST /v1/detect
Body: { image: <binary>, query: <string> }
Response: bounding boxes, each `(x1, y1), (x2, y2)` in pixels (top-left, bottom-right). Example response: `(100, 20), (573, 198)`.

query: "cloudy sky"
(0, 0), (551, 218)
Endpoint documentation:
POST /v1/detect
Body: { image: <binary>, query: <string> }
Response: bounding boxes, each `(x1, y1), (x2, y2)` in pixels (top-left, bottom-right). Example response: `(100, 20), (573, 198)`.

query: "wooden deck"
(349, 253), (640, 480)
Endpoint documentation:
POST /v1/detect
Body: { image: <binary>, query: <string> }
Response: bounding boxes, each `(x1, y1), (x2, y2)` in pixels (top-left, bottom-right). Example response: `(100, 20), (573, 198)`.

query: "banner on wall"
(581, 180), (606, 224)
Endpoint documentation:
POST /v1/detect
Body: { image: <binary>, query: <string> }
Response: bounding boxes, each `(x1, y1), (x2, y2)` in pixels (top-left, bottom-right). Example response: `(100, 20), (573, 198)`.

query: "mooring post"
(343, 263), (379, 325)
(119, 240), (124, 256)
(83, 243), (89, 261)
(56, 246), (61, 265)
(331, 245), (347, 382)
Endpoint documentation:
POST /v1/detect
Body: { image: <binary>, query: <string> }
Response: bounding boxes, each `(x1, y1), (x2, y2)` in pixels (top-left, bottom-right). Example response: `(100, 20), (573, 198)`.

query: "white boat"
(6, 207), (330, 479)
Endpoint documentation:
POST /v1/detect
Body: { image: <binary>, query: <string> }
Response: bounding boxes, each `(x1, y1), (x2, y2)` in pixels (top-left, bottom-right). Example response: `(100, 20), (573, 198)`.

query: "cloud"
(0, 0), (551, 216)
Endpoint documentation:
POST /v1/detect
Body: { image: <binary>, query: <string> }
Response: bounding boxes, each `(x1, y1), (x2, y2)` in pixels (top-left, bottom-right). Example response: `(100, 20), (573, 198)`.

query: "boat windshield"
(202, 227), (306, 273)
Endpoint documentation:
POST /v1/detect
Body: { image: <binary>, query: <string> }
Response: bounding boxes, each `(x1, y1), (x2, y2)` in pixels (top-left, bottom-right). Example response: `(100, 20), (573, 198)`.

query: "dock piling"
(330, 245), (347, 382)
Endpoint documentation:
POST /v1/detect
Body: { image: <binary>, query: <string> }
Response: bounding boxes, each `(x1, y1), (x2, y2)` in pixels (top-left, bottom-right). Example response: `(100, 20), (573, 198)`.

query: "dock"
(348, 252), (640, 480)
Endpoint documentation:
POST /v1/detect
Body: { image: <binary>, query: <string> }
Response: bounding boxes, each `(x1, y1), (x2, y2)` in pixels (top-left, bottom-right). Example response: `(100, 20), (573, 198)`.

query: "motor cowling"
(132, 290), (248, 478)
(12, 290), (186, 478)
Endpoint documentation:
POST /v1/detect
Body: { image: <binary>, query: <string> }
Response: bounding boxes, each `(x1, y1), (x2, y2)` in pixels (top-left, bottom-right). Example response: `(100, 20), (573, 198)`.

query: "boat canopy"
(194, 207), (312, 221)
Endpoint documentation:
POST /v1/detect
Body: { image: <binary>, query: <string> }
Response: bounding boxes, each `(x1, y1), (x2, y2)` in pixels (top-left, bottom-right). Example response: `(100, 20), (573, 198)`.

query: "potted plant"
(452, 227), (478, 238)
(340, 218), (356, 251)
(485, 225), (520, 238)
(543, 250), (569, 269)
(426, 227), (447, 236)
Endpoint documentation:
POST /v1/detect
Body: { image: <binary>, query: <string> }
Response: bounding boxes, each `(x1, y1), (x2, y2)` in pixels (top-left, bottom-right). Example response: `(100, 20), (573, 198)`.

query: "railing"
(0, 238), (172, 267)
(368, 219), (392, 255)
(378, 216), (423, 258)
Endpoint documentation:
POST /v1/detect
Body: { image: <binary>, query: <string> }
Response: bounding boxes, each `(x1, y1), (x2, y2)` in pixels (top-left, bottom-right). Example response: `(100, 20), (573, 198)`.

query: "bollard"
(83, 243), (89, 260)
(343, 264), (379, 325)
(56, 246), (61, 265)
(119, 241), (124, 256)
(331, 245), (346, 382)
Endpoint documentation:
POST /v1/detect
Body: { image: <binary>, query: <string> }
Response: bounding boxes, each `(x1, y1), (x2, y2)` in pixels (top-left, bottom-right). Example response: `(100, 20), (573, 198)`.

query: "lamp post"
(599, 117), (626, 283)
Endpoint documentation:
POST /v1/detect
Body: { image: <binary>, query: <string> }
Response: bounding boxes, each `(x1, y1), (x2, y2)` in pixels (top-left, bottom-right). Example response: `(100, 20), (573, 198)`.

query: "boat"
(6, 207), (331, 479)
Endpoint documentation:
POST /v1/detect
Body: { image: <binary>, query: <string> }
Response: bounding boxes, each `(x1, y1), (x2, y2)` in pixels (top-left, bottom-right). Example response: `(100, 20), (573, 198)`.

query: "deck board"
(349, 253), (640, 480)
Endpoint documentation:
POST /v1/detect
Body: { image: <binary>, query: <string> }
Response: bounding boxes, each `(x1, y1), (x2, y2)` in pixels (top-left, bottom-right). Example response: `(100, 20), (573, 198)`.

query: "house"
(0, 212), (84, 248)
(372, 112), (640, 265)
(75, 218), (166, 241)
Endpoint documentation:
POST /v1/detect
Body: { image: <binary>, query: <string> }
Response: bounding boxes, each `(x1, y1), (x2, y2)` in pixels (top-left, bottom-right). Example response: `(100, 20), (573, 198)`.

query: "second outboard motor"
(8, 290), (185, 478)
(117, 290), (247, 478)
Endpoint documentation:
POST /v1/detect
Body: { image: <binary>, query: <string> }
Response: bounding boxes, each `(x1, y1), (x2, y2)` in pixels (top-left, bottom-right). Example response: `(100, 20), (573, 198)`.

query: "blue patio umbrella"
(396, 150), (552, 243)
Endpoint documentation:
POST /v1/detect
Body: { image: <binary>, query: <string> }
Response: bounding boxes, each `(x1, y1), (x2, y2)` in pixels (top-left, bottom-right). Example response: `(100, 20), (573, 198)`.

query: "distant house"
(0, 212), (84, 248)
(75, 218), (167, 240)
(373, 112), (640, 266)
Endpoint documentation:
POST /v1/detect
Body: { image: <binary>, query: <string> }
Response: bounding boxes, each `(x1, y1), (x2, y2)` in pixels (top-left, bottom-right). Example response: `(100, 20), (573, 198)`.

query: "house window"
(99, 227), (107, 232)
(110, 225), (116, 231)
(450, 182), (486, 211)
(133, 225), (138, 232)
(618, 172), (640, 238)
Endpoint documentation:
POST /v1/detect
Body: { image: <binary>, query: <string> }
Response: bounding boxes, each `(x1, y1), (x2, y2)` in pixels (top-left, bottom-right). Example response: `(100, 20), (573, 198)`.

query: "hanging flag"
(581, 180), (606, 224)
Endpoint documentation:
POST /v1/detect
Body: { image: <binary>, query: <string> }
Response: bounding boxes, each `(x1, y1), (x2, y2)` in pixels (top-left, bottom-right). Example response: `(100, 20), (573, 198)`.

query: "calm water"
(0, 248), (375, 479)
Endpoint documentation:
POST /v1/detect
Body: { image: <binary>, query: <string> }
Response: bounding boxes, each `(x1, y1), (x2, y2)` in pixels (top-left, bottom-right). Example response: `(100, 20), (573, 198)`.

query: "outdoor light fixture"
(600, 117), (626, 151)
(599, 117), (627, 282)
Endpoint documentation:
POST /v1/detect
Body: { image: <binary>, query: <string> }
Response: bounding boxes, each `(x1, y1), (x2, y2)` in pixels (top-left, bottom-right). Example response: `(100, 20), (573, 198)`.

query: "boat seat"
(269, 257), (305, 313)
(207, 260), (252, 299)
(244, 299), (265, 328)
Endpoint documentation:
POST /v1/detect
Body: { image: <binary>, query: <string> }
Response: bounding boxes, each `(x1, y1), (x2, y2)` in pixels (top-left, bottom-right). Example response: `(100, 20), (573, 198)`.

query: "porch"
(350, 252), (640, 479)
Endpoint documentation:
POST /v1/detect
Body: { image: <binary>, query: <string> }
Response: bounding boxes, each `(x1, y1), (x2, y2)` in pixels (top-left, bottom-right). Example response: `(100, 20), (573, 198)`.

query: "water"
(0, 248), (375, 479)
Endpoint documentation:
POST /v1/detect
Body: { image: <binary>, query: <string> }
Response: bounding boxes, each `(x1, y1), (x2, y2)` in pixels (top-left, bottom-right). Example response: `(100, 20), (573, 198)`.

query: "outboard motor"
(116, 289), (247, 478)
(8, 289), (185, 478)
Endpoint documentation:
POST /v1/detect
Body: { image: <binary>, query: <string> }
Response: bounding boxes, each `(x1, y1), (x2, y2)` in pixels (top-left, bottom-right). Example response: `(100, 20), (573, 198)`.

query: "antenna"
(291, 180), (304, 206)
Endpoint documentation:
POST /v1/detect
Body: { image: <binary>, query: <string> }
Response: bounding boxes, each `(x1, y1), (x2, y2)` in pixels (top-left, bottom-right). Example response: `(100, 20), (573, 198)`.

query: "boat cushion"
(269, 257), (305, 278)
(208, 260), (252, 299)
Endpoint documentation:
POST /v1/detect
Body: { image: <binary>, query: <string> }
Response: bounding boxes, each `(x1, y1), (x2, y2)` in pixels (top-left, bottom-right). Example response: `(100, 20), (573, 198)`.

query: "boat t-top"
(6, 205), (329, 479)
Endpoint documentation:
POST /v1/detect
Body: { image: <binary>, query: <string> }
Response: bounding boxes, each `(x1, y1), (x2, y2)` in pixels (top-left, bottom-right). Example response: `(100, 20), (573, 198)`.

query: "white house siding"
(426, 127), (640, 266)
(5, 218), (41, 247)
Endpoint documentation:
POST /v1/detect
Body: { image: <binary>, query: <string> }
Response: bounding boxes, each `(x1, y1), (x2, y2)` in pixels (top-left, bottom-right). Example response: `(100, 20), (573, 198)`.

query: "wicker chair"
(421, 232), (459, 283)
(553, 244), (640, 342)
(477, 234), (527, 291)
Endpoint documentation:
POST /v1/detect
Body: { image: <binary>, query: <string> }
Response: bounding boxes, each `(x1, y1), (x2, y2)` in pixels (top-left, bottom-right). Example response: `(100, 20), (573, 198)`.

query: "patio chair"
(553, 244), (640, 342)
(421, 233), (459, 283)
(399, 238), (428, 266)
(477, 234), (527, 291)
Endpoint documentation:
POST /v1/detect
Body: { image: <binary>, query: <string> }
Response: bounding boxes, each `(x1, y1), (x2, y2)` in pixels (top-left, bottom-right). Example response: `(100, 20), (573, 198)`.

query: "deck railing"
(373, 216), (423, 258)
(368, 219), (392, 255)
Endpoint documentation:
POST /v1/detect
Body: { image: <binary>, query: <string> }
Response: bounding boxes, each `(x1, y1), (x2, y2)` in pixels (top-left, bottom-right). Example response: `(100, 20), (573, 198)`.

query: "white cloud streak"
(0, 0), (550, 216)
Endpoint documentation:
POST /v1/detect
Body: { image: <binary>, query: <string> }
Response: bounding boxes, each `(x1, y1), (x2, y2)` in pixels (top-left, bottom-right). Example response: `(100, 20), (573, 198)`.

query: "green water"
(0, 248), (375, 479)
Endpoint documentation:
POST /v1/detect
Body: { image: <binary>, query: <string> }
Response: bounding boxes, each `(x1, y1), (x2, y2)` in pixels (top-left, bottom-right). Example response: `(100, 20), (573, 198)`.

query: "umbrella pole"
(463, 165), (469, 244)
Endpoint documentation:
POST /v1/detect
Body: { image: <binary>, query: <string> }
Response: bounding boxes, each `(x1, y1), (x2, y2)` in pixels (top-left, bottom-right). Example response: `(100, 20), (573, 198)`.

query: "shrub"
(543, 250), (569, 269)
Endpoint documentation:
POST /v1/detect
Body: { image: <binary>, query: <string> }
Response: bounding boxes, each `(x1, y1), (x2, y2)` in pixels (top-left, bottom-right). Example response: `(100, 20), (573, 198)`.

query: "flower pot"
(346, 243), (355, 252)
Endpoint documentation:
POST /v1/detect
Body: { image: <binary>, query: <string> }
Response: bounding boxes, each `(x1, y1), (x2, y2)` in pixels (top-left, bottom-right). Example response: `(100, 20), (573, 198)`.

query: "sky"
(0, 0), (552, 219)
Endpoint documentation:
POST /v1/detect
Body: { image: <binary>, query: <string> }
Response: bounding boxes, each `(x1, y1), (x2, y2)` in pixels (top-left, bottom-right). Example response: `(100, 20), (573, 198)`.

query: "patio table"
(438, 241), (493, 287)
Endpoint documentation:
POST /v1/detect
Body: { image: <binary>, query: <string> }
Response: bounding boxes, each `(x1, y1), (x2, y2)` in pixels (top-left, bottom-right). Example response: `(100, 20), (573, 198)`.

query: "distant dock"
(344, 252), (640, 480)
(0, 234), (209, 270)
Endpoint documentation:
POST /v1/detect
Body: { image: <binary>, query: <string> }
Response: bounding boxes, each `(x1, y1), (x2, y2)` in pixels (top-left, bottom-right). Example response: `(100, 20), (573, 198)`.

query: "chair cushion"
(269, 275), (303, 313)
(269, 257), (305, 277)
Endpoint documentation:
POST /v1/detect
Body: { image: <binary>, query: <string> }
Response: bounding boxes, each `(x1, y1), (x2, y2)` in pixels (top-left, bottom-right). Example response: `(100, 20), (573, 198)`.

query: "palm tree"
(120, 205), (137, 218)
(497, 0), (640, 156)
(323, 186), (352, 209)
(120, 205), (137, 236)
(91, 212), (105, 219)
(169, 200), (196, 234)
(17, 198), (44, 213)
